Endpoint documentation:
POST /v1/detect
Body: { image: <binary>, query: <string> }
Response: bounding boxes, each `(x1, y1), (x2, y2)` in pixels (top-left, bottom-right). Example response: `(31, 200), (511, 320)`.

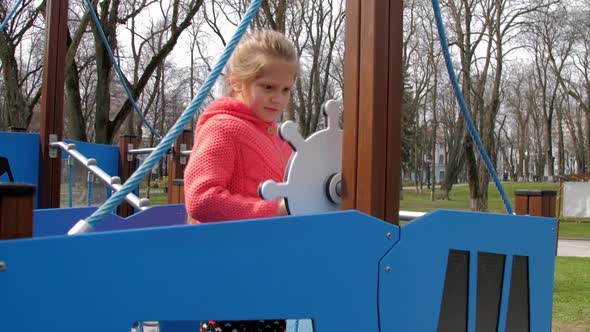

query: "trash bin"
(514, 190), (557, 217)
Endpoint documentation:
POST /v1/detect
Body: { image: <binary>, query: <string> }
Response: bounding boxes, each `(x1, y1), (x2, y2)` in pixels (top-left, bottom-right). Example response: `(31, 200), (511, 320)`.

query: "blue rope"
(431, 0), (513, 214)
(77, 0), (264, 231)
(0, 0), (23, 33)
(87, 173), (93, 206)
(68, 157), (73, 208)
(83, 0), (162, 140)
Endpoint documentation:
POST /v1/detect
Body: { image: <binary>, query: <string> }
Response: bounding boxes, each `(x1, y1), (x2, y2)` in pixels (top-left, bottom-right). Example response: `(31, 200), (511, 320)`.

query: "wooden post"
(0, 183), (36, 240)
(118, 135), (138, 217)
(168, 130), (193, 204)
(342, 0), (403, 224)
(38, 0), (68, 209)
(171, 179), (185, 205)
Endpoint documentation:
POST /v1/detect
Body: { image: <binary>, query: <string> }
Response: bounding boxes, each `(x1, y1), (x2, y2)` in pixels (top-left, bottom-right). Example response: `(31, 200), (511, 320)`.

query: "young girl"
(183, 29), (299, 332)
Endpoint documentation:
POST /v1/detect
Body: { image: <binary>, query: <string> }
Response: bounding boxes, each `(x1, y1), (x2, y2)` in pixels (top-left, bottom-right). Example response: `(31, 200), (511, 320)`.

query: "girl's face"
(233, 59), (297, 122)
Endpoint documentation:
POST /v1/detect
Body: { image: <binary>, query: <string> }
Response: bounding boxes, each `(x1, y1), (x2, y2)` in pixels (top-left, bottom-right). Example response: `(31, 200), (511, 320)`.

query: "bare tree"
(504, 63), (532, 181)
(442, 0), (554, 210)
(67, 0), (204, 144)
(0, 0), (44, 130)
(552, 4), (590, 172)
(290, 0), (345, 136)
(524, 4), (573, 181)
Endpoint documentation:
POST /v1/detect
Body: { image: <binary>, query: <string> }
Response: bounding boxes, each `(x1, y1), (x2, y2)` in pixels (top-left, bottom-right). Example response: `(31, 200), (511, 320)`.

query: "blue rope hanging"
(68, 156), (73, 207)
(71, 0), (264, 233)
(0, 0), (23, 33)
(87, 172), (93, 206)
(83, 0), (162, 140)
(431, 0), (514, 214)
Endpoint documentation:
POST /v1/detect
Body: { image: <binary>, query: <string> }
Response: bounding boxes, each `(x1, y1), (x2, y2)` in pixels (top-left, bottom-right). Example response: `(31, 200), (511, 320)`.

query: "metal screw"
(386, 232), (392, 239)
(385, 266), (392, 273)
(0, 261), (6, 272)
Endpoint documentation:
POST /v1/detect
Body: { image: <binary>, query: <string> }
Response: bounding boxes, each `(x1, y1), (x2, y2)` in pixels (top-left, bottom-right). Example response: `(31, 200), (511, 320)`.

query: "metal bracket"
(49, 134), (58, 158)
(127, 144), (134, 162)
(180, 143), (187, 165)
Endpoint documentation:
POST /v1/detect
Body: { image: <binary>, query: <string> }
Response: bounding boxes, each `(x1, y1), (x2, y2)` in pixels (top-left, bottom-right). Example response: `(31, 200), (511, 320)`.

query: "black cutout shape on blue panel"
(0, 156), (14, 182)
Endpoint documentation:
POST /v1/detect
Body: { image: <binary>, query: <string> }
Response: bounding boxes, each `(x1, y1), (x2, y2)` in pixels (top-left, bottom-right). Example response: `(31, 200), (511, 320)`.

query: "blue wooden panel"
(63, 139), (119, 177)
(378, 209), (556, 332)
(34, 207), (99, 236)
(33, 205), (188, 237)
(0, 210), (398, 332)
(0, 132), (40, 206)
(62, 140), (141, 201)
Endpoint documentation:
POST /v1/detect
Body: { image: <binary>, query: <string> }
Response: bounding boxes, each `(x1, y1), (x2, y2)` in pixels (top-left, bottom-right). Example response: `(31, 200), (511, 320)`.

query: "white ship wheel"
(259, 100), (343, 215)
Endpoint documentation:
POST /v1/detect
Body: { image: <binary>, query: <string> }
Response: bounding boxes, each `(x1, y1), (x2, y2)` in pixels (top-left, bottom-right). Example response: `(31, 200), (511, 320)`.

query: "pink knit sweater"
(184, 97), (292, 223)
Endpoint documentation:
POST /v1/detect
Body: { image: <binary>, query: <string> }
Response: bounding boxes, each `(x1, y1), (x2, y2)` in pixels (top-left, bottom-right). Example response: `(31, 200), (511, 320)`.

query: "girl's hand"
(277, 198), (288, 216)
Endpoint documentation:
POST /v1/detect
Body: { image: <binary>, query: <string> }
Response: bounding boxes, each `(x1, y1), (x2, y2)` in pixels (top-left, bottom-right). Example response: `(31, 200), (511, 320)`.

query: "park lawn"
(400, 181), (560, 213)
(401, 182), (590, 239)
(553, 257), (590, 330)
(559, 222), (590, 239)
(149, 193), (168, 205)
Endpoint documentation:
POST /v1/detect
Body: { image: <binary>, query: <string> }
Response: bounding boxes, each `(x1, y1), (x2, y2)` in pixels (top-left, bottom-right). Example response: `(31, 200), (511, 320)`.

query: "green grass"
(401, 182), (590, 239)
(553, 257), (590, 329)
(148, 193), (168, 205)
(559, 223), (590, 239)
(401, 181), (560, 213)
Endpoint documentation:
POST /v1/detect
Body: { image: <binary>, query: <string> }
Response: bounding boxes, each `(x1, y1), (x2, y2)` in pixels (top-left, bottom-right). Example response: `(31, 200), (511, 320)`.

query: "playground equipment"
(0, 0), (559, 331)
(51, 141), (150, 211)
(0, 207), (556, 332)
(0, 103), (559, 332)
(260, 101), (343, 215)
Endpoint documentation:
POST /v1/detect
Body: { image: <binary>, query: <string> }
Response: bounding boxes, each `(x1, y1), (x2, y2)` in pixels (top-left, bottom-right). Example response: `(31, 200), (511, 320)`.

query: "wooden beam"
(385, 0), (404, 224)
(118, 135), (138, 217)
(38, 0), (69, 208)
(342, 0), (403, 224)
(168, 130), (193, 204)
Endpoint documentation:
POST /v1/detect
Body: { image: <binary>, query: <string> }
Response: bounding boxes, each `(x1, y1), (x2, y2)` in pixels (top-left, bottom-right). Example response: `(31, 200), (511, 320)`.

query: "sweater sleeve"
(184, 119), (279, 222)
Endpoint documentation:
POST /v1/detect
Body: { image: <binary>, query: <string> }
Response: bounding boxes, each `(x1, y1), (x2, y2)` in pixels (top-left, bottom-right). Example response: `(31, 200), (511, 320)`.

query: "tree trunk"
(0, 35), (30, 129)
(585, 110), (590, 173)
(431, 71), (438, 202)
(557, 106), (564, 176)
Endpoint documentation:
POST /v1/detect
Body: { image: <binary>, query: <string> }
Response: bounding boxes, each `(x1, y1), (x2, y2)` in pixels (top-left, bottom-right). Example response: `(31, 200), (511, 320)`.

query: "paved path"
(557, 239), (590, 258)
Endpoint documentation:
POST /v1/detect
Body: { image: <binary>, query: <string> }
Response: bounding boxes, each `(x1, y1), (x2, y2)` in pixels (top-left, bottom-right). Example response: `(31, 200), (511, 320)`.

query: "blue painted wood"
(378, 209), (556, 332)
(33, 205), (188, 237)
(34, 207), (99, 236)
(0, 210), (398, 332)
(63, 139), (119, 177)
(0, 134), (122, 209)
(0, 132), (40, 206)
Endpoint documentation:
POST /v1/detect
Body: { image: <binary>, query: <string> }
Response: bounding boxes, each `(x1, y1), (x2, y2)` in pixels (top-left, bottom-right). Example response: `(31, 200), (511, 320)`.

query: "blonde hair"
(224, 29), (299, 96)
